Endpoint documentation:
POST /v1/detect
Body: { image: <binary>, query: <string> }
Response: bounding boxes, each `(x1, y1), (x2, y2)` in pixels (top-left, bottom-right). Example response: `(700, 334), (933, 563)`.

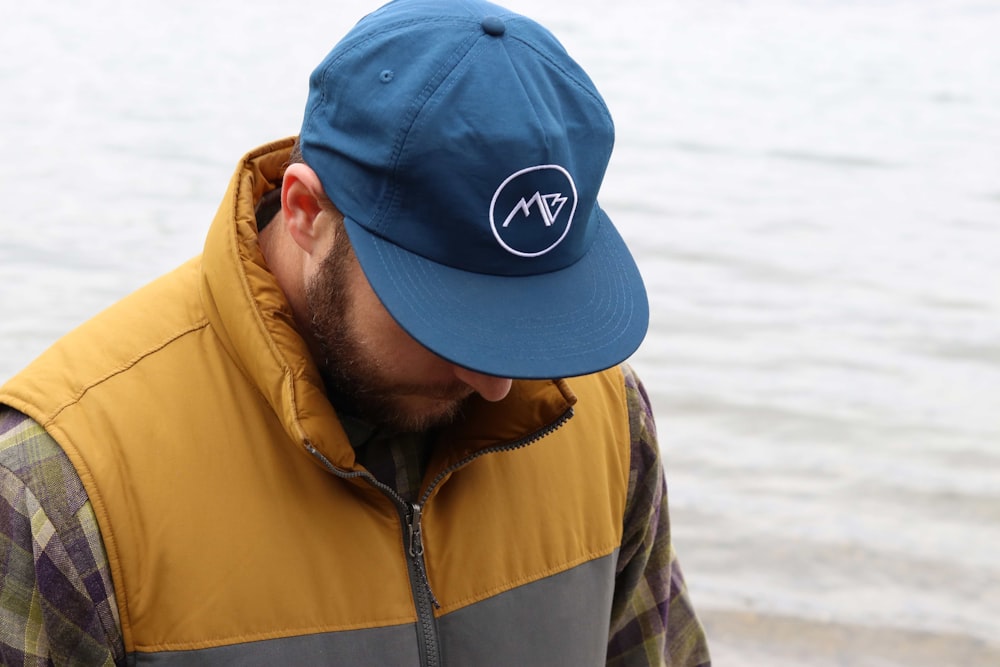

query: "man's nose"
(453, 366), (513, 402)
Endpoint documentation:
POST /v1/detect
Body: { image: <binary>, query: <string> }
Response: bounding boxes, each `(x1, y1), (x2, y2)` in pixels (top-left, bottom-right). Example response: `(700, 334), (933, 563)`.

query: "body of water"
(2, 1), (998, 664)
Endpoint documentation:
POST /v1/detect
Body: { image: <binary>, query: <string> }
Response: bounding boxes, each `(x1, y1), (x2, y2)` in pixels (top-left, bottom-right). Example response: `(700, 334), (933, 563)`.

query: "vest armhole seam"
(39, 421), (137, 652)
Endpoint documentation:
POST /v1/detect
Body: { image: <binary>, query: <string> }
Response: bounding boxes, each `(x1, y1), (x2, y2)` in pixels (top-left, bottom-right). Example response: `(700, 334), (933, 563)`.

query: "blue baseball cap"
(300, 0), (649, 379)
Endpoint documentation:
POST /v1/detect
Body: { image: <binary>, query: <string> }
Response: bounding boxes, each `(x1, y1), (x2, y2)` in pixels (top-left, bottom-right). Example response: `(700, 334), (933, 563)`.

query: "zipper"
(408, 504), (437, 606)
(306, 443), (443, 667)
(413, 407), (574, 510)
(303, 405), (573, 666)
(406, 502), (440, 666)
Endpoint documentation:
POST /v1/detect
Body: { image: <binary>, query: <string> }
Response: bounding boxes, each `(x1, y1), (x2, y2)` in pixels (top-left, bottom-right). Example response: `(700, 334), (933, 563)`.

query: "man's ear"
(281, 163), (330, 256)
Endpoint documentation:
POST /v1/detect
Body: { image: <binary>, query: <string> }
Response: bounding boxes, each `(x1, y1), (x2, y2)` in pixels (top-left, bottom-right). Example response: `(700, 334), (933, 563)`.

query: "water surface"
(2, 1), (999, 664)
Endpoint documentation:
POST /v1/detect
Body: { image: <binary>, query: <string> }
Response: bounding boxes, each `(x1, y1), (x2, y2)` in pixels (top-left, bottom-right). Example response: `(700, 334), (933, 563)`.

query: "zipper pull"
(408, 503), (425, 557)
(408, 503), (440, 609)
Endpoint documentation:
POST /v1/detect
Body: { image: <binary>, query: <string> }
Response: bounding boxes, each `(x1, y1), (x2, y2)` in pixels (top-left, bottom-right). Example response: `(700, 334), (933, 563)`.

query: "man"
(0, 0), (711, 664)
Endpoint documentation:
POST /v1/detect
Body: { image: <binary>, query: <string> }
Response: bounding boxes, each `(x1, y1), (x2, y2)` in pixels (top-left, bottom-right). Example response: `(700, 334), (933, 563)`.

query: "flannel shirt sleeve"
(606, 365), (712, 667)
(0, 408), (124, 667)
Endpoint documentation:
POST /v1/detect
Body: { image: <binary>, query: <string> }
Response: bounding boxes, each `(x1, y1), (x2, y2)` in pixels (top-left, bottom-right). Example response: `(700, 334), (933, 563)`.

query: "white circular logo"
(489, 165), (578, 257)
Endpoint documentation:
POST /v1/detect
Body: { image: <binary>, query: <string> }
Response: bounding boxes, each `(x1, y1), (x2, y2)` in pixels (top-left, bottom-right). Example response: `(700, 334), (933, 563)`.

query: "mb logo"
(490, 165), (578, 258)
(502, 192), (569, 229)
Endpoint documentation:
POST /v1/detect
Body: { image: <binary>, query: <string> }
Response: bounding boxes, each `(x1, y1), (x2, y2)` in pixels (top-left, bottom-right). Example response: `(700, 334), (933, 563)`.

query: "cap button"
(481, 16), (506, 36)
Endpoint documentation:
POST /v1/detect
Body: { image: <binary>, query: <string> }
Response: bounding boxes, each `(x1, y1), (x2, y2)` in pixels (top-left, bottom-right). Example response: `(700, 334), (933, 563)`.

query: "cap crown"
(301, 0), (615, 276)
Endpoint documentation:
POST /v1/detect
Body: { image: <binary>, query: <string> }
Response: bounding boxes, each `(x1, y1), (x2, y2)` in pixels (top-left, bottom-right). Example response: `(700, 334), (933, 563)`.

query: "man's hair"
(287, 138), (341, 218)
(286, 138), (305, 168)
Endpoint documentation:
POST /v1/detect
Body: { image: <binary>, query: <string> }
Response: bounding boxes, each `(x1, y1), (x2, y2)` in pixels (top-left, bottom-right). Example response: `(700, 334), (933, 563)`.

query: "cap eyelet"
(379, 69), (395, 83)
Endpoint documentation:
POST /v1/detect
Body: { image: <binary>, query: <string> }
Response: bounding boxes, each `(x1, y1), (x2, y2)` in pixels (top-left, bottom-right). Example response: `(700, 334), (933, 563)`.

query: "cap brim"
(342, 206), (649, 379)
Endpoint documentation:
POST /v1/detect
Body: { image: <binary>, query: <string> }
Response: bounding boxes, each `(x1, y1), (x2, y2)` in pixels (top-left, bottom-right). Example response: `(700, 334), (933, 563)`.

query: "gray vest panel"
(129, 552), (617, 666)
(438, 551), (617, 666)
(129, 624), (418, 666)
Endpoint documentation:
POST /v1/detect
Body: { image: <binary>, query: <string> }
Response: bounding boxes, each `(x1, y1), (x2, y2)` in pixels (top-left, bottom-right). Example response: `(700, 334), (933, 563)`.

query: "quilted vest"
(0, 140), (631, 666)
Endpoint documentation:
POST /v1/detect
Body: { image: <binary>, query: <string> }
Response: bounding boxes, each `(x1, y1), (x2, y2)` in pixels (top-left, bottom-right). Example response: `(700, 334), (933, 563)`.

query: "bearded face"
(303, 230), (475, 434)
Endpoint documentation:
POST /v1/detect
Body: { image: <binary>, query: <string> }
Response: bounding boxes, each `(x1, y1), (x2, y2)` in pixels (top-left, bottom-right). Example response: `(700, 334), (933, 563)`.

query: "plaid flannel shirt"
(0, 365), (710, 666)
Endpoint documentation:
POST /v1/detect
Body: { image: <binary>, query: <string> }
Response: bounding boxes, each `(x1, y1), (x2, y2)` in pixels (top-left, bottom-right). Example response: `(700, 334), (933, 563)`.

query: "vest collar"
(199, 140), (576, 473)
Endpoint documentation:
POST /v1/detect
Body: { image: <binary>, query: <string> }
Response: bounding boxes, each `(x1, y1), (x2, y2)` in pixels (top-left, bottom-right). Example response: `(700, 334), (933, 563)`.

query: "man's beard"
(303, 235), (472, 434)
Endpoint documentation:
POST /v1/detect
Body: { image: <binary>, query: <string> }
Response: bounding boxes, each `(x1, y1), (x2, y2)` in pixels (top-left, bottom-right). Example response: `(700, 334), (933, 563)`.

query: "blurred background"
(2, 1), (998, 664)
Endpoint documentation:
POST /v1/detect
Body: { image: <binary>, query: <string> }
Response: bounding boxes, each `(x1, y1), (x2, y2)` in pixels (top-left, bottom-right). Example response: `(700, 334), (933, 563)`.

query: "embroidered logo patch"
(490, 165), (577, 257)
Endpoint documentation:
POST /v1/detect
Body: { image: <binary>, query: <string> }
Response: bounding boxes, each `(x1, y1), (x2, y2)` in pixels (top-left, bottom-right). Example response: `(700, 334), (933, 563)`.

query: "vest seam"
(28, 318), (210, 653)
(37, 319), (212, 428)
(616, 363), (633, 549)
(129, 615), (418, 653)
(35, 419), (136, 653)
(436, 543), (620, 614)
